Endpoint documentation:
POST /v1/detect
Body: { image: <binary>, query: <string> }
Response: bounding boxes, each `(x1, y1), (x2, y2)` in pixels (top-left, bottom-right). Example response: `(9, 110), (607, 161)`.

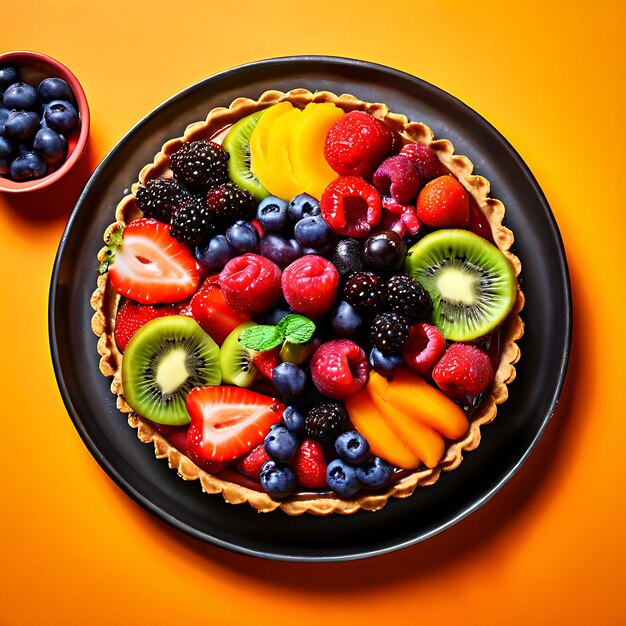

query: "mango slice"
(346, 390), (420, 470)
(290, 102), (344, 199)
(368, 369), (468, 440)
(264, 107), (302, 200)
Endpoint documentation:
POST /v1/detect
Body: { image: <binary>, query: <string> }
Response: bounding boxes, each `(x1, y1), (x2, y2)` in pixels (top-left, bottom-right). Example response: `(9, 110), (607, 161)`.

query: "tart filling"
(91, 88), (524, 515)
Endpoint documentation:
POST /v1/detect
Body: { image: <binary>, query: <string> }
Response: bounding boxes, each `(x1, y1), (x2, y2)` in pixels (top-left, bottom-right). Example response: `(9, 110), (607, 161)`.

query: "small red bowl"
(0, 50), (90, 194)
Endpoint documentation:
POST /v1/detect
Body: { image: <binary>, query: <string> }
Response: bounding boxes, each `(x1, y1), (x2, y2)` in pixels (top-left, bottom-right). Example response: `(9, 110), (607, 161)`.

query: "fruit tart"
(91, 88), (524, 515)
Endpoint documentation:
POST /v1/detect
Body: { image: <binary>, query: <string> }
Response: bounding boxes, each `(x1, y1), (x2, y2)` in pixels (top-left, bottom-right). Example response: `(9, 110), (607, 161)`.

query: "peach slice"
(368, 368), (468, 440)
(290, 102), (344, 199)
(367, 385), (445, 469)
(345, 390), (420, 470)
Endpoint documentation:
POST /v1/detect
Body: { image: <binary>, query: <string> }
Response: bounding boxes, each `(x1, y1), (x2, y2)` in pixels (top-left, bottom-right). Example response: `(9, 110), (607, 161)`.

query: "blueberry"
(294, 215), (331, 247)
(0, 66), (20, 95)
(195, 234), (235, 270)
(326, 459), (361, 496)
(4, 111), (40, 141)
(369, 347), (402, 375)
(37, 77), (74, 103)
(264, 425), (298, 463)
(0, 158), (10, 176)
(262, 302), (293, 325)
(331, 238), (364, 276)
(225, 220), (259, 253)
(259, 460), (297, 499)
(335, 430), (371, 464)
(33, 127), (67, 165)
(330, 301), (363, 337)
(282, 405), (306, 433)
(43, 100), (78, 133)
(259, 233), (303, 268)
(9, 151), (47, 180)
(356, 456), (394, 488)
(272, 362), (307, 397)
(2, 82), (38, 110)
(0, 108), (10, 134)
(0, 136), (14, 159)
(257, 196), (289, 232)
(288, 193), (321, 223)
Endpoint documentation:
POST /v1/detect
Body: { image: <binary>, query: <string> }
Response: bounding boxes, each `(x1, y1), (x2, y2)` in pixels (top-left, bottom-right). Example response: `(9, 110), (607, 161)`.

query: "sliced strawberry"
(174, 295), (194, 317)
(103, 218), (199, 304)
(235, 443), (271, 479)
(292, 439), (328, 489)
(114, 300), (170, 352)
(186, 386), (284, 463)
(252, 347), (281, 380)
(190, 276), (249, 345)
(155, 424), (226, 474)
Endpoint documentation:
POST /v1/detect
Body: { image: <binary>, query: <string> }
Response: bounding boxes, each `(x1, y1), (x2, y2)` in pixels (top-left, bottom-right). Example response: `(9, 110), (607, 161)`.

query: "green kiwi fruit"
(405, 229), (517, 341)
(222, 109), (270, 202)
(219, 321), (259, 387)
(122, 315), (221, 425)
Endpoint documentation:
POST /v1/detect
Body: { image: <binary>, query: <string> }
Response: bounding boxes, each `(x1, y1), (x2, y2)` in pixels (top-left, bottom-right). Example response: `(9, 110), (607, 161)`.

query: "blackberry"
(370, 312), (409, 354)
(383, 275), (433, 322)
(342, 271), (382, 315)
(170, 196), (214, 247)
(205, 183), (256, 230)
(304, 403), (348, 444)
(135, 177), (186, 223)
(170, 140), (229, 191)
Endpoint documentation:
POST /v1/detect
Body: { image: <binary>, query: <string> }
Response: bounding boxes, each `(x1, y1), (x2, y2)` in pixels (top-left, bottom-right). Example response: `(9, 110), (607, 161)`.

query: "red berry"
(156, 424), (226, 474)
(252, 347), (281, 379)
(235, 443), (271, 480)
(399, 142), (441, 182)
(114, 300), (171, 352)
(432, 343), (494, 399)
(320, 176), (381, 238)
(174, 296), (194, 317)
(372, 155), (420, 203)
(381, 196), (421, 235)
(417, 175), (470, 228)
(218, 253), (282, 315)
(292, 439), (328, 489)
(281, 255), (339, 318)
(403, 322), (446, 377)
(310, 339), (370, 400)
(324, 110), (393, 177)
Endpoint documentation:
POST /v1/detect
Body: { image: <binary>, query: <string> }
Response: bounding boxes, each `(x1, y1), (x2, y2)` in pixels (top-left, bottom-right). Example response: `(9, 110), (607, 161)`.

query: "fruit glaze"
(92, 89), (524, 515)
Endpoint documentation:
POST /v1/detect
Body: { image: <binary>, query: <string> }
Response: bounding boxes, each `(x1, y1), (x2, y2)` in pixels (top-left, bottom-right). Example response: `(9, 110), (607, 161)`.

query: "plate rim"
(49, 55), (572, 562)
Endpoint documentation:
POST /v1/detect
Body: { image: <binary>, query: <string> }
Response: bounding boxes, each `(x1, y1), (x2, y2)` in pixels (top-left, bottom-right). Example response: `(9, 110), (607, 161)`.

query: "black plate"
(49, 56), (571, 562)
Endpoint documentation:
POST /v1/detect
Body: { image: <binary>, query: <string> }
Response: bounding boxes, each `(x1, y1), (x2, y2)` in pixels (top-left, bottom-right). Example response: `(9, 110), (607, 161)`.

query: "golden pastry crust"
(91, 88), (524, 515)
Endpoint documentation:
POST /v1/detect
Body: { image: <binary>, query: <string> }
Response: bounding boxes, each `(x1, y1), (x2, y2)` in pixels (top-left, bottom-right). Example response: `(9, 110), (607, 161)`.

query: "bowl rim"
(0, 49), (90, 194)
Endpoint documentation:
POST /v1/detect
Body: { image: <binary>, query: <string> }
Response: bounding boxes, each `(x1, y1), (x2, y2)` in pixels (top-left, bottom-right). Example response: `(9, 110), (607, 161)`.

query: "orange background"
(1, 1), (624, 624)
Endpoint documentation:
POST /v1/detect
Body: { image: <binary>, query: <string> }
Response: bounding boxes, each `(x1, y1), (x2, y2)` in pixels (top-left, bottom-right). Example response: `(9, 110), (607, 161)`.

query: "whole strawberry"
(417, 175), (470, 228)
(292, 439), (328, 489)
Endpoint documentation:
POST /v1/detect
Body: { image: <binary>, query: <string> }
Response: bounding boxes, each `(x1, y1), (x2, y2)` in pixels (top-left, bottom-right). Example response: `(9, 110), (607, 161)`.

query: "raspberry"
(135, 177), (186, 223)
(372, 155), (421, 203)
(381, 196), (421, 236)
(218, 253), (282, 315)
(417, 175), (470, 228)
(205, 183), (256, 230)
(170, 140), (229, 191)
(320, 176), (381, 238)
(310, 339), (370, 400)
(399, 142), (441, 182)
(402, 322), (446, 377)
(383, 275), (432, 322)
(342, 271), (382, 316)
(304, 403), (348, 444)
(324, 111), (393, 177)
(170, 196), (214, 247)
(281, 255), (339, 318)
(432, 343), (494, 399)
(370, 312), (409, 354)
(291, 439), (328, 488)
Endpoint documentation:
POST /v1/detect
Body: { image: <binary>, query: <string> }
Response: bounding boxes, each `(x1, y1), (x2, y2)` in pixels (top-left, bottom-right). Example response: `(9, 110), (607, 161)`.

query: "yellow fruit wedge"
(367, 385), (445, 469)
(368, 369), (469, 440)
(345, 390), (421, 470)
(290, 102), (344, 199)
(249, 101), (294, 195)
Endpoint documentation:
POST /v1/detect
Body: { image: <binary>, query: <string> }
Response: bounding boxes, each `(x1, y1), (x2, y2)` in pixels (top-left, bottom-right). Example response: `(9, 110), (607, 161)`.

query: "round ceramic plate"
(49, 56), (571, 562)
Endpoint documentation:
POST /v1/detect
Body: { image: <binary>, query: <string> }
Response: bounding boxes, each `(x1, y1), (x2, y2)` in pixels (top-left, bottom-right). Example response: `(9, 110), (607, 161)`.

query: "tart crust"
(91, 88), (524, 515)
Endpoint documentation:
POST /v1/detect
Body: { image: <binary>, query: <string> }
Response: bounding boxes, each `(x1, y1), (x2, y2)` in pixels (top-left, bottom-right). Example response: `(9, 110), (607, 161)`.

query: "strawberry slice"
(235, 443), (271, 479)
(114, 300), (171, 352)
(252, 347), (281, 380)
(102, 218), (199, 304)
(186, 386), (283, 463)
(190, 276), (249, 345)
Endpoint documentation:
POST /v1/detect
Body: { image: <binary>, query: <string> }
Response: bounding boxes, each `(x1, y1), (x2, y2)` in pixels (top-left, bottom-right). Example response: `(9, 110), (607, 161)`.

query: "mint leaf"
(275, 314), (315, 345)
(239, 325), (283, 352)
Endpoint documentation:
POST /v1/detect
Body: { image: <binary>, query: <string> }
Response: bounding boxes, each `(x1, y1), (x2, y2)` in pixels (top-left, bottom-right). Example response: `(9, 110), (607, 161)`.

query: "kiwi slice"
(122, 316), (221, 425)
(223, 109), (270, 202)
(405, 229), (517, 341)
(219, 321), (259, 387)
